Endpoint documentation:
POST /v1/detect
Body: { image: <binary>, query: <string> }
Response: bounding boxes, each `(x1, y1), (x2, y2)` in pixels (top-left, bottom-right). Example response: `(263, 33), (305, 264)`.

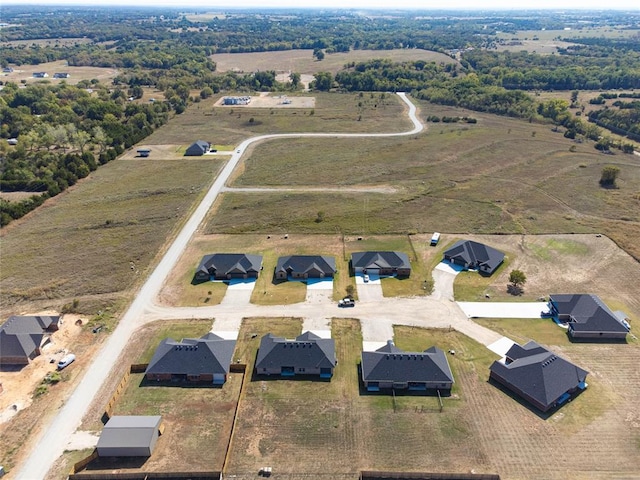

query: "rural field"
(0, 60), (118, 85)
(211, 48), (458, 75)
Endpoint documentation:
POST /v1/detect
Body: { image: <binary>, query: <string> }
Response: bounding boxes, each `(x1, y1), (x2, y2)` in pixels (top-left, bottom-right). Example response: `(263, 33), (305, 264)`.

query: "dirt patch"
(0, 313), (85, 421)
(214, 92), (315, 109)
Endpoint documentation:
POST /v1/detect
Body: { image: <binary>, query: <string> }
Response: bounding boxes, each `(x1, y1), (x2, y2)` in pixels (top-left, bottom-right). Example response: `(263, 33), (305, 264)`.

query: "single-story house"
(351, 251), (411, 277)
(443, 240), (505, 275)
(145, 333), (236, 384)
(361, 341), (454, 392)
(0, 315), (60, 366)
(97, 415), (163, 457)
(548, 294), (630, 340)
(32, 72), (48, 78)
(53, 72), (70, 78)
(255, 332), (337, 378)
(489, 340), (588, 412)
(274, 255), (336, 280)
(2, 67), (14, 73)
(136, 148), (151, 157)
(194, 253), (263, 282)
(184, 140), (210, 156)
(7, 138), (18, 146)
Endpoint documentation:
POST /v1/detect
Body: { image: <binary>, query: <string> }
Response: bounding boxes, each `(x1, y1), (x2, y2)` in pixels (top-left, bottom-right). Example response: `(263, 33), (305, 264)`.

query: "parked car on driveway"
(363, 274), (369, 283)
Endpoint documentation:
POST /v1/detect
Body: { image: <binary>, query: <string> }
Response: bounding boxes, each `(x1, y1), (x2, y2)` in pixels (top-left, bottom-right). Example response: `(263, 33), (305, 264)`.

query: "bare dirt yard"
(0, 313), (84, 422)
(214, 92), (315, 109)
(1, 60), (118, 85)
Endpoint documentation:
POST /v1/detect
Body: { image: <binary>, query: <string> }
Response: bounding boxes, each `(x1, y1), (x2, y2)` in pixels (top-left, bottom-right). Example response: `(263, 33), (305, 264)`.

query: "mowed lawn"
(208, 99), (640, 261)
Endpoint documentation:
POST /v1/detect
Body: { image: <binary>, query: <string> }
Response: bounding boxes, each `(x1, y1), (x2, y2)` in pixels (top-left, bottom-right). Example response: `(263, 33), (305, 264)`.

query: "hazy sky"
(7, 0), (640, 10)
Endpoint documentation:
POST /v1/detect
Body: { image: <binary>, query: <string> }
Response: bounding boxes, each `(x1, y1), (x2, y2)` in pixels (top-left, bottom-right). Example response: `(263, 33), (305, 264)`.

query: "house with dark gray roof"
(97, 415), (163, 457)
(443, 240), (505, 275)
(194, 253), (263, 282)
(255, 332), (336, 378)
(0, 315), (60, 366)
(145, 333), (236, 384)
(275, 255), (336, 281)
(184, 140), (210, 156)
(489, 340), (588, 412)
(361, 341), (454, 392)
(351, 251), (411, 277)
(548, 294), (630, 340)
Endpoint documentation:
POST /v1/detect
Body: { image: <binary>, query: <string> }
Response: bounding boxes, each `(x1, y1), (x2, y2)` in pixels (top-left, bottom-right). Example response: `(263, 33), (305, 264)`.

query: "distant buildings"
(223, 96), (251, 105)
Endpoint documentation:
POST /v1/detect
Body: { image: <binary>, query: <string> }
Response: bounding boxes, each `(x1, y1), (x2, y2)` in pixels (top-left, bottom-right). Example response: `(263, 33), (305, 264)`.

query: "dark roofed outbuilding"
(351, 251), (411, 277)
(361, 341), (454, 392)
(184, 140), (210, 156)
(549, 294), (630, 340)
(194, 253), (263, 282)
(443, 240), (505, 275)
(274, 255), (336, 280)
(97, 415), (162, 457)
(145, 333), (236, 384)
(489, 340), (588, 412)
(255, 332), (336, 378)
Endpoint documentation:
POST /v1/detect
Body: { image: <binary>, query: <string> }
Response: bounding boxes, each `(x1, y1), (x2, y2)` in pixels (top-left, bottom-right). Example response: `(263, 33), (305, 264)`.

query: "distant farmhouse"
(194, 253), (263, 282)
(136, 148), (151, 158)
(145, 333), (236, 385)
(0, 315), (60, 366)
(32, 72), (48, 78)
(351, 251), (411, 277)
(53, 72), (70, 78)
(97, 415), (163, 457)
(361, 341), (454, 393)
(275, 255), (336, 280)
(3, 67), (14, 73)
(489, 341), (588, 412)
(548, 294), (630, 340)
(443, 240), (505, 275)
(184, 140), (210, 156)
(255, 332), (337, 378)
(223, 96), (251, 105)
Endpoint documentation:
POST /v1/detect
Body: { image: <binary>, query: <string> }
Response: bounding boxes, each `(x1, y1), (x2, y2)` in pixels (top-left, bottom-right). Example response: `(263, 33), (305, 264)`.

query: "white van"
(57, 353), (76, 370)
(430, 232), (441, 246)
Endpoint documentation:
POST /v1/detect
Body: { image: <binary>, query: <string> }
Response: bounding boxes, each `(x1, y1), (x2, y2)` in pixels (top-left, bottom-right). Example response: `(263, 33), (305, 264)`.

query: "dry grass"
(212, 48), (459, 75)
(1, 60), (118, 85)
(0, 156), (224, 315)
(143, 91), (409, 146)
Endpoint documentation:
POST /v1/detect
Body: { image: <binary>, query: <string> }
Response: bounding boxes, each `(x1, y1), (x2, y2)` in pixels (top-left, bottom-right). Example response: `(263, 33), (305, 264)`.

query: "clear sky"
(7, 0), (640, 10)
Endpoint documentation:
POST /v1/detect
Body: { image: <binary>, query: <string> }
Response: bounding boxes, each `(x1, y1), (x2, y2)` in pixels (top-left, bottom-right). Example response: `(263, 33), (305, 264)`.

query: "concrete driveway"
(356, 273), (384, 302)
(305, 278), (334, 304)
(431, 262), (463, 301)
(220, 279), (256, 306)
(457, 302), (545, 319)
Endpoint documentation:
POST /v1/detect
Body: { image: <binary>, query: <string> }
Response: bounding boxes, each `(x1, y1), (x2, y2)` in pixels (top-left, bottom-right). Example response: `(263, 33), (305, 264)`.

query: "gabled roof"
(145, 333), (236, 376)
(186, 140), (209, 153)
(0, 316), (59, 363)
(196, 253), (263, 277)
(490, 341), (588, 410)
(361, 341), (454, 384)
(444, 240), (504, 273)
(275, 255), (336, 276)
(351, 251), (411, 270)
(256, 332), (336, 370)
(550, 294), (629, 333)
(97, 415), (161, 451)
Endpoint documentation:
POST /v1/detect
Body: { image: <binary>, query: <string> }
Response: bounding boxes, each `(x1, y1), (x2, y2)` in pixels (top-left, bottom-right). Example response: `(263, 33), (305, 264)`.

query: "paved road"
(16, 92), (423, 480)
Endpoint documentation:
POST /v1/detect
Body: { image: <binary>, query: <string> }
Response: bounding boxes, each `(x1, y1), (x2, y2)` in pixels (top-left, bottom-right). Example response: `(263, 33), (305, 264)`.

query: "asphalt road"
(15, 92), (423, 480)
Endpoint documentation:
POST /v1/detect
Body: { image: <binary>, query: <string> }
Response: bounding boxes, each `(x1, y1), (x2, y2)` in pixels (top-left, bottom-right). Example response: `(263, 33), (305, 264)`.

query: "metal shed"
(97, 415), (162, 457)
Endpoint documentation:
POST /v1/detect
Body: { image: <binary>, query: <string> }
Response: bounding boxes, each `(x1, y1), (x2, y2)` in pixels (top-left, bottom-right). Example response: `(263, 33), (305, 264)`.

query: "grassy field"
(1, 60), (118, 85)
(143, 91), (409, 146)
(0, 156), (223, 315)
(211, 48), (458, 75)
(208, 99), (640, 262)
(475, 318), (571, 346)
